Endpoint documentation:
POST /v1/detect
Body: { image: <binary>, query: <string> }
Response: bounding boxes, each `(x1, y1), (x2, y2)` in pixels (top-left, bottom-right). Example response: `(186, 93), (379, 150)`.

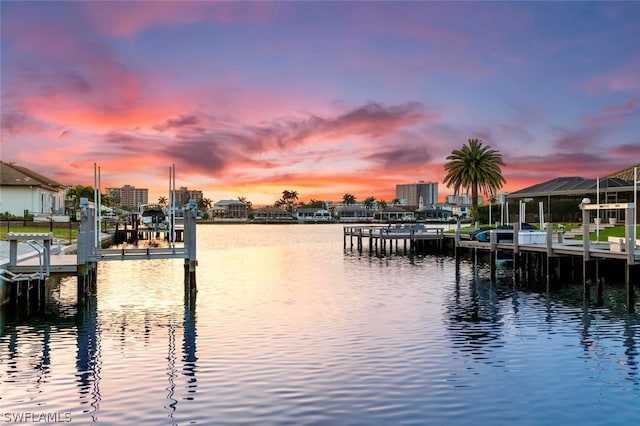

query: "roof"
(214, 199), (247, 206)
(604, 163), (640, 181)
(296, 208), (329, 213)
(381, 206), (409, 212)
(507, 163), (637, 199)
(0, 161), (65, 191)
(254, 207), (289, 213)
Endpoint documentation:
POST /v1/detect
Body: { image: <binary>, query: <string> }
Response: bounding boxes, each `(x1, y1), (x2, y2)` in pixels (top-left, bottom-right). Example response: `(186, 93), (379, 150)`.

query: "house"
(0, 161), (67, 219)
(377, 206), (415, 222)
(210, 200), (249, 220)
(338, 207), (374, 223)
(253, 207), (293, 222)
(295, 208), (333, 222)
(506, 163), (639, 224)
(417, 204), (454, 222)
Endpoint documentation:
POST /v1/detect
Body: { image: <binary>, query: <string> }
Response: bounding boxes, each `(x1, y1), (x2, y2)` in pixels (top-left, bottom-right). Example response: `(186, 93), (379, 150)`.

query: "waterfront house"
(295, 208), (333, 222)
(253, 207), (294, 222)
(377, 206), (415, 222)
(338, 207), (374, 223)
(506, 163), (639, 224)
(417, 204), (455, 222)
(210, 200), (249, 220)
(0, 161), (66, 219)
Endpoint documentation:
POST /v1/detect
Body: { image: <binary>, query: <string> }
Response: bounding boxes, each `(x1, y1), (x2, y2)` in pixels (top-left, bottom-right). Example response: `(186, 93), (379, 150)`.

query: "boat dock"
(1, 197), (199, 315)
(344, 224), (446, 253)
(344, 202), (639, 312)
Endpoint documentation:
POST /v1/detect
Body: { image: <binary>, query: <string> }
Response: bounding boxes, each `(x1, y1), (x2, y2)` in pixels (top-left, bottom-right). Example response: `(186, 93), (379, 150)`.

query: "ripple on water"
(1, 225), (640, 425)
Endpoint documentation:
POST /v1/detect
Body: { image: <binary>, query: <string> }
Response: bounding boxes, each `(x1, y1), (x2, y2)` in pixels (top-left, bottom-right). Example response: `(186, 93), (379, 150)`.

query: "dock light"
(579, 198), (591, 208)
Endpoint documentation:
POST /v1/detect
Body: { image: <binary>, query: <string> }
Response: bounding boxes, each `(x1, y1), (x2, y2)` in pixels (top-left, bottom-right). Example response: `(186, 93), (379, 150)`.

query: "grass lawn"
(0, 222), (79, 243)
(573, 225), (640, 242)
(449, 223), (640, 242)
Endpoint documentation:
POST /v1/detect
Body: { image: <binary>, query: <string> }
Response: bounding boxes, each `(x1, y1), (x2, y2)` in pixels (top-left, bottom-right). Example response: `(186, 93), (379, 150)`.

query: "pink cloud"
(583, 59), (640, 95)
(580, 97), (639, 126)
(82, 2), (277, 38)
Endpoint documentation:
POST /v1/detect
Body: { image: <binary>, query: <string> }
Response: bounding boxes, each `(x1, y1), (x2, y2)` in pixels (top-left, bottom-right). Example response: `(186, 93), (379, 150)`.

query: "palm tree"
(158, 195), (168, 206)
(363, 196), (376, 211)
(342, 193), (356, 205)
(279, 190), (299, 212)
(443, 138), (506, 223)
(238, 196), (252, 210)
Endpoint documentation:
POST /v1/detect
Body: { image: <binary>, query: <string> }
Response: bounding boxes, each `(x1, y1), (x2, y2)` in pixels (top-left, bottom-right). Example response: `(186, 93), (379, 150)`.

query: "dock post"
(626, 206), (636, 312)
(454, 219), (461, 261)
(597, 275), (604, 306)
(490, 228), (497, 280)
(626, 265), (636, 313)
(581, 201), (591, 301)
(77, 263), (88, 305)
(546, 223), (554, 288)
(184, 199), (198, 292)
(513, 222), (521, 272)
(38, 279), (45, 312)
(76, 198), (94, 306)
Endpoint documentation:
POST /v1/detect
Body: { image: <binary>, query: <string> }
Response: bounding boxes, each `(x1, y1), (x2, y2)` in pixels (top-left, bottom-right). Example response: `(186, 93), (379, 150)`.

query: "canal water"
(1, 224), (639, 425)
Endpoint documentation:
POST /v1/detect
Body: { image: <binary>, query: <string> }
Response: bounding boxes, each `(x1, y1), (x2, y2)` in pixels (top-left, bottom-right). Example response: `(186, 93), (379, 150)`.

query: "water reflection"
(165, 323), (177, 421)
(444, 257), (640, 391)
(75, 295), (101, 420)
(446, 261), (505, 361)
(2, 225), (639, 424)
(0, 273), (199, 422)
(623, 319), (638, 382)
(182, 293), (198, 401)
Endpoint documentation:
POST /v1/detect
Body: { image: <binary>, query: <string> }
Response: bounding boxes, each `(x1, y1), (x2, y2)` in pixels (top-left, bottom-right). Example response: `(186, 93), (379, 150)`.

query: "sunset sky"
(2, 1), (639, 205)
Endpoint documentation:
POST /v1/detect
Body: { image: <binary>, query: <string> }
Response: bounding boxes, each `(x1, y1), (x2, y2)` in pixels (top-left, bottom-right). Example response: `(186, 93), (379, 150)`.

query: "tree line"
(63, 139), (506, 223)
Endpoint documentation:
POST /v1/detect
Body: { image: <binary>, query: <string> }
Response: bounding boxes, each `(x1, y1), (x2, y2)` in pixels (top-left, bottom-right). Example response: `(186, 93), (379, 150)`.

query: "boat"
(138, 203), (167, 228)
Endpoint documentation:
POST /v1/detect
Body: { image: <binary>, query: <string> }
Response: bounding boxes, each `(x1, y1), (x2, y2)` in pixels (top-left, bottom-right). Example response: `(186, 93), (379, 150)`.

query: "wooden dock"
(344, 219), (639, 312)
(1, 196), (199, 314)
(344, 224), (445, 253)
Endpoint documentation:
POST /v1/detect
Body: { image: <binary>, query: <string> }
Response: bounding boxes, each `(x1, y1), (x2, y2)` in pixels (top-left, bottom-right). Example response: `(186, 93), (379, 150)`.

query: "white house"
(0, 161), (66, 218)
(295, 208), (333, 222)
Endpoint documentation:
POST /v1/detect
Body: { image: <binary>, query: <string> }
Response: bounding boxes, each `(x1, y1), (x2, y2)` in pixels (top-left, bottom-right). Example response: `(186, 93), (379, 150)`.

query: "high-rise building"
(106, 185), (148, 209)
(396, 181), (438, 208)
(177, 186), (203, 205)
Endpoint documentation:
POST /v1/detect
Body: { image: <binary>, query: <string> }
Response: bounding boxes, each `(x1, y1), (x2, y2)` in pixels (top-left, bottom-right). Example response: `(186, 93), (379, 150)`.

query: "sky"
(1, 1), (639, 206)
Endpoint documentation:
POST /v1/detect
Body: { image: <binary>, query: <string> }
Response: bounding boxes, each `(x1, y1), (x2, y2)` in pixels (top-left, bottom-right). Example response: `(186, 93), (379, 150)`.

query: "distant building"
(337, 207), (374, 223)
(416, 204), (454, 222)
(106, 185), (148, 209)
(295, 208), (332, 222)
(445, 194), (483, 206)
(377, 207), (415, 222)
(396, 181), (438, 208)
(210, 200), (248, 219)
(177, 187), (203, 205)
(0, 161), (66, 217)
(253, 207), (293, 221)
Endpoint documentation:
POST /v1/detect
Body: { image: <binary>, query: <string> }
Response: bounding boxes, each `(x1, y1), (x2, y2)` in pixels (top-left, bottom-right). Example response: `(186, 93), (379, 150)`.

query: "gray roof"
(507, 176), (633, 198)
(214, 199), (247, 207)
(0, 161), (65, 191)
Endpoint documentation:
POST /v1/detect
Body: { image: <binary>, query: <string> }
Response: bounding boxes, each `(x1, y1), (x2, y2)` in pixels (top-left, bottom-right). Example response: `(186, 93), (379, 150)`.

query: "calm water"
(1, 224), (639, 425)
